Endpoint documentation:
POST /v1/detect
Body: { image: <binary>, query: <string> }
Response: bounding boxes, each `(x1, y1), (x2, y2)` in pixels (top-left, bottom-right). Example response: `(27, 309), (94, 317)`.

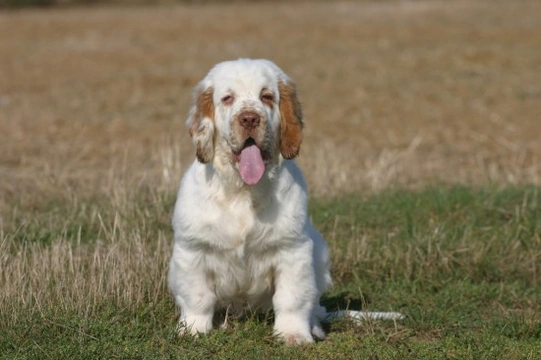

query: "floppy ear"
(186, 85), (215, 163)
(278, 80), (304, 159)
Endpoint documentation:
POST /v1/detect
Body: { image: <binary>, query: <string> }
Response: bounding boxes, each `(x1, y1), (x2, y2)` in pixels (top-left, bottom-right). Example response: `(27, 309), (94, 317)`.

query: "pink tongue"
(239, 144), (265, 185)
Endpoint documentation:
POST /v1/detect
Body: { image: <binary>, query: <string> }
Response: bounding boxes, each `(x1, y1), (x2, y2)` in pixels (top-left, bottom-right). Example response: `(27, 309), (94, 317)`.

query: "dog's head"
(186, 59), (303, 185)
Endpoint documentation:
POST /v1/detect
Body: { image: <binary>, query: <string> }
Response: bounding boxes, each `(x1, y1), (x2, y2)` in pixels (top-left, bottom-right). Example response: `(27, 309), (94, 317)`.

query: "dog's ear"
(278, 80), (304, 159)
(186, 85), (215, 163)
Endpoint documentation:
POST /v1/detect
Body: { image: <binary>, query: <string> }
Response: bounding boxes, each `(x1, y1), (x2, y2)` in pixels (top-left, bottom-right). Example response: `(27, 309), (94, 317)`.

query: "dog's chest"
(206, 195), (279, 300)
(215, 193), (275, 249)
(211, 236), (276, 305)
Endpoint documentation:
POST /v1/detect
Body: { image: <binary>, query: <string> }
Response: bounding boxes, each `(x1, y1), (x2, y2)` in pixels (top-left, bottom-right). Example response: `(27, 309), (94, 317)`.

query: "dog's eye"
(260, 92), (274, 105)
(221, 95), (234, 105)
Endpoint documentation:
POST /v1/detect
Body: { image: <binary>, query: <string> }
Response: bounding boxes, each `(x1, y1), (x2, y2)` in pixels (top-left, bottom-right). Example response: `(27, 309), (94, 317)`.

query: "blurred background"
(1, 0), (540, 210)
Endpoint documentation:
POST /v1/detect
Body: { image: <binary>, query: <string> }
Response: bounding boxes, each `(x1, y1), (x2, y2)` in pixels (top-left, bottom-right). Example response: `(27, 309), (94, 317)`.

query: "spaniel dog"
(168, 59), (402, 345)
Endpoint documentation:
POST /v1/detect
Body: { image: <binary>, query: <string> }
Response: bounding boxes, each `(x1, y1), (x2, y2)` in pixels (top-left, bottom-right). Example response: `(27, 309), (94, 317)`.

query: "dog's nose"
(239, 111), (260, 130)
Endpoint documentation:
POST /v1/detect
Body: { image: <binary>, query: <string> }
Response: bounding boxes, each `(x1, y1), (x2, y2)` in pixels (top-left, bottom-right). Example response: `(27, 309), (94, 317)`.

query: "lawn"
(1, 186), (540, 358)
(1, 0), (540, 358)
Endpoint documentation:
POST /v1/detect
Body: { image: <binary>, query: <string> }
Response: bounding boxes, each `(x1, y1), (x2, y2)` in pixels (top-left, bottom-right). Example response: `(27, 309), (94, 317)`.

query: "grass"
(1, 185), (540, 359)
(1, 0), (541, 358)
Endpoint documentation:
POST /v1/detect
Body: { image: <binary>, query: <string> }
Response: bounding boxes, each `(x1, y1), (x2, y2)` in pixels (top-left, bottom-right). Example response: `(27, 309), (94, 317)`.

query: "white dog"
(168, 59), (402, 345)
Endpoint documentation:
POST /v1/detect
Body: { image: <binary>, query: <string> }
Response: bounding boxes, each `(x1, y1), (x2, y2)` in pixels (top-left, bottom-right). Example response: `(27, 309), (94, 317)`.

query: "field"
(1, 0), (540, 358)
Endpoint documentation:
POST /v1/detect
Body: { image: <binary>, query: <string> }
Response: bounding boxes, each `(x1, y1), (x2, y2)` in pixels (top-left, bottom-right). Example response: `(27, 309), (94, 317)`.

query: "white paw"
(278, 331), (315, 345)
(176, 314), (213, 336)
(274, 313), (314, 345)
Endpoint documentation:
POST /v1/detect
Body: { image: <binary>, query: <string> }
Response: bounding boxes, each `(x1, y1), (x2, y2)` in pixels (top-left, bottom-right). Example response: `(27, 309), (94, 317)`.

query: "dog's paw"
(311, 323), (326, 341)
(176, 314), (213, 336)
(274, 312), (315, 345)
(278, 331), (315, 345)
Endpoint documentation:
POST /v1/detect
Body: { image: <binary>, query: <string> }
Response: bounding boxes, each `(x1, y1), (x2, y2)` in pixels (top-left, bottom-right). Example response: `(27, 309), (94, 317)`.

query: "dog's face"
(186, 59), (303, 185)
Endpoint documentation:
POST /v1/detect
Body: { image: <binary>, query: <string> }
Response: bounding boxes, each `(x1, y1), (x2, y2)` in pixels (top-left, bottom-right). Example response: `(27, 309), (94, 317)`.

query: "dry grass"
(1, 0), (540, 212)
(0, 231), (168, 321)
(0, 178), (173, 325)
(0, 2), (540, 355)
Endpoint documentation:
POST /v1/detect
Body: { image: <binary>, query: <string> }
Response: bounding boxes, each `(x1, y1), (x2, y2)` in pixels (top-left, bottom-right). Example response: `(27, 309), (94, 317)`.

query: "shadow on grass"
(321, 291), (370, 313)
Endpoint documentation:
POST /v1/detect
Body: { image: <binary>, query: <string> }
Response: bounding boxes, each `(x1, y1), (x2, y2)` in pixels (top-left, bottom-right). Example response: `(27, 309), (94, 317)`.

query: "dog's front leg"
(272, 241), (318, 345)
(168, 245), (216, 336)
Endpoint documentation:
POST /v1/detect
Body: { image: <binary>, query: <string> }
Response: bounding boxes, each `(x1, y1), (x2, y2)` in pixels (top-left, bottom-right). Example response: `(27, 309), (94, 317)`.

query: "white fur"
(167, 59), (402, 345)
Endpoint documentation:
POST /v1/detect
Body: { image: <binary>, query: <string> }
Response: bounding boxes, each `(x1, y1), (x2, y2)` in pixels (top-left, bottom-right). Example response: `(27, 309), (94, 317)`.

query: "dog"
(168, 59), (402, 345)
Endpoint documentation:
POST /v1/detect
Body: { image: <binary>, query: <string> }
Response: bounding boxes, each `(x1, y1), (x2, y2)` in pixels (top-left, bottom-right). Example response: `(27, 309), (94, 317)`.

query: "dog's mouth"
(234, 138), (267, 186)
(241, 137), (257, 150)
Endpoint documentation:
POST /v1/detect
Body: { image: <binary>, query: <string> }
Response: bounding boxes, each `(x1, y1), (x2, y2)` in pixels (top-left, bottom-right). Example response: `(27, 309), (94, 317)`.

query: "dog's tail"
(324, 310), (405, 322)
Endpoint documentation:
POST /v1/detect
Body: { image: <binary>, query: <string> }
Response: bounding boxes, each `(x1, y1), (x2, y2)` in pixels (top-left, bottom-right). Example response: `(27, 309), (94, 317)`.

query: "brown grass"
(1, 0), (540, 212)
(1, 225), (170, 322)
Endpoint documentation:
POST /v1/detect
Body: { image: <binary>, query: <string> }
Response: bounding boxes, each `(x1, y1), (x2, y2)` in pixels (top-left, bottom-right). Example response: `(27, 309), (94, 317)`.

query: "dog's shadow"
(214, 290), (371, 333)
(320, 291), (371, 313)
(319, 291), (373, 334)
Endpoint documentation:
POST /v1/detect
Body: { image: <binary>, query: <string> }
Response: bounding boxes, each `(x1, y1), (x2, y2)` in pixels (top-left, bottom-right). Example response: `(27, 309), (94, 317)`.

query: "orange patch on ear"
(188, 86), (215, 163)
(189, 86), (214, 137)
(278, 81), (304, 159)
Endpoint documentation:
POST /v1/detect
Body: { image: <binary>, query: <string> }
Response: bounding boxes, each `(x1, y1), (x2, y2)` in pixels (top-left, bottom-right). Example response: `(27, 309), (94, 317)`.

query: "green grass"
(1, 186), (540, 359)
